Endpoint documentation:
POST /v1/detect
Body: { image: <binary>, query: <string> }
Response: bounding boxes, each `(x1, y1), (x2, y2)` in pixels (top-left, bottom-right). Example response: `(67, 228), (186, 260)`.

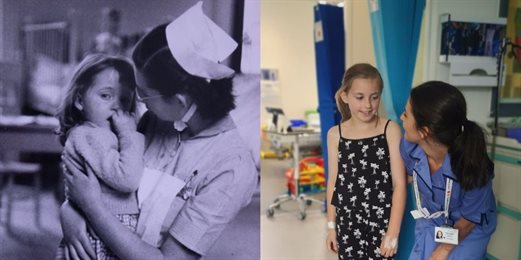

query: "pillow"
(28, 55), (74, 115)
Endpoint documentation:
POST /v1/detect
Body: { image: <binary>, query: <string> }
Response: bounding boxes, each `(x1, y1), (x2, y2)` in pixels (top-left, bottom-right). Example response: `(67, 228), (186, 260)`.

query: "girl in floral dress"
(325, 63), (406, 259)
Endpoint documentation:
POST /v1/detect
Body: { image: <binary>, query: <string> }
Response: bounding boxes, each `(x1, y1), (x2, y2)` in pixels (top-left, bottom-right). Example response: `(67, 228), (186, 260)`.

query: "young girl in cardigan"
(55, 54), (144, 259)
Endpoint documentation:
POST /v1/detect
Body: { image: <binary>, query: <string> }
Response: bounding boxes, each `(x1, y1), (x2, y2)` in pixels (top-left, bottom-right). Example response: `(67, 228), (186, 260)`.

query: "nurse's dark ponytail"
(449, 119), (492, 190)
(410, 81), (493, 191)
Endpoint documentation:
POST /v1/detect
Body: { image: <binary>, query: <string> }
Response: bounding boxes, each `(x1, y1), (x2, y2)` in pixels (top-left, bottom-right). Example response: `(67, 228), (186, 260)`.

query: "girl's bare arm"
(381, 121), (407, 257)
(325, 126), (339, 253)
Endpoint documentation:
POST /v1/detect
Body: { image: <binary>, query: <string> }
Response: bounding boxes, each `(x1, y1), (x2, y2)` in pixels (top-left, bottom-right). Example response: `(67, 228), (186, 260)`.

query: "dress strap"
(383, 119), (391, 135)
(338, 124), (342, 139)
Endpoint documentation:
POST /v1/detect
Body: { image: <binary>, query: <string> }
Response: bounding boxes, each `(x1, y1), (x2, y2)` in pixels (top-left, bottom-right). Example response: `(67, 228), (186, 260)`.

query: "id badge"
(434, 226), (459, 245)
(410, 210), (424, 219)
(410, 207), (430, 219)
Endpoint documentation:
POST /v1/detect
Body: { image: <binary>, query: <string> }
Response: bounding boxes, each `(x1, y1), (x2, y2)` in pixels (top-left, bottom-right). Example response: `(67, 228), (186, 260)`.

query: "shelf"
(439, 55), (497, 64)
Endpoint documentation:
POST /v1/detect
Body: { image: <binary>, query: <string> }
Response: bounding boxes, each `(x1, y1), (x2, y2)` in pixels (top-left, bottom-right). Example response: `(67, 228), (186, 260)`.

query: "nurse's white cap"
(165, 1), (238, 80)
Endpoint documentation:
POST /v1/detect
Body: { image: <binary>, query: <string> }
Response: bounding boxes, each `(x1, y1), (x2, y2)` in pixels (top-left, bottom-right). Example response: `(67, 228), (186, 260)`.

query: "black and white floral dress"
(331, 120), (393, 259)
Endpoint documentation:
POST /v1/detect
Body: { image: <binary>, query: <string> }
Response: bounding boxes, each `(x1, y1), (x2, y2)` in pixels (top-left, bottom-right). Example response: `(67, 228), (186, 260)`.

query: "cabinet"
(487, 136), (521, 260)
(439, 15), (506, 87)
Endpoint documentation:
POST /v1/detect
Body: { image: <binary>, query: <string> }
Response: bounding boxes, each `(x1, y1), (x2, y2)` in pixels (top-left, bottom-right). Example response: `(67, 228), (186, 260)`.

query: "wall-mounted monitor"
(440, 15), (506, 63)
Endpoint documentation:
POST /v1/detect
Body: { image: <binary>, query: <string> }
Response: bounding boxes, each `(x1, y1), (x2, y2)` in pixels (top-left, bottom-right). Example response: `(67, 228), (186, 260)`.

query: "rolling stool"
(0, 161), (42, 228)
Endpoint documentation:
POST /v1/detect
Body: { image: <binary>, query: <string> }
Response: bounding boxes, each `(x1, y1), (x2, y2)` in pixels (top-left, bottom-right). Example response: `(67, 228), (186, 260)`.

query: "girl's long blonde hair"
(335, 63), (383, 122)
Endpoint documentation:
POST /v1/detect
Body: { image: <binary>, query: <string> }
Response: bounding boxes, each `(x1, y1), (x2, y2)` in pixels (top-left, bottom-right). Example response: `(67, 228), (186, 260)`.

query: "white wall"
(261, 0), (318, 120)
(344, 0), (375, 67)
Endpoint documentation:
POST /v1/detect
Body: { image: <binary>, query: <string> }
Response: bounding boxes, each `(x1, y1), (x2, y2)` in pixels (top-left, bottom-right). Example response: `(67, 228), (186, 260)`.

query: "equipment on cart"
(286, 156), (325, 195)
(266, 107), (289, 133)
(266, 156), (326, 220)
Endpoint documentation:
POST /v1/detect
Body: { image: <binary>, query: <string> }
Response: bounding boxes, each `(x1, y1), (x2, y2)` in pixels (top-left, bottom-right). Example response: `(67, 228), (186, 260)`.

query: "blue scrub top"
(400, 138), (497, 260)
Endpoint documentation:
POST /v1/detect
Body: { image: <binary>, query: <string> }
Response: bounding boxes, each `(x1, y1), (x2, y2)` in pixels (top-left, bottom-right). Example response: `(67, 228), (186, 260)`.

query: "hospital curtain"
(313, 4), (344, 192)
(368, 0), (425, 257)
(369, 0), (424, 121)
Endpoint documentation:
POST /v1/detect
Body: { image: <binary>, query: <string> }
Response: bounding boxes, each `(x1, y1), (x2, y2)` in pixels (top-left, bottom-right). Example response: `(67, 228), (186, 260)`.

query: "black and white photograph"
(0, 0), (260, 259)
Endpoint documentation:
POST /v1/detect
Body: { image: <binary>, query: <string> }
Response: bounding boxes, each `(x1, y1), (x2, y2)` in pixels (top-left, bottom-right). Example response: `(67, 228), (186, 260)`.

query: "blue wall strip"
(497, 203), (521, 221)
(486, 253), (499, 260)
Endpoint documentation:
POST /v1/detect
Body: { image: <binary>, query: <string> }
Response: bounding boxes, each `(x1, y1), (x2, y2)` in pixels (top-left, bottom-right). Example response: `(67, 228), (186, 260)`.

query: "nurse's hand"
(63, 153), (102, 211)
(60, 201), (95, 260)
(429, 243), (454, 260)
(326, 229), (338, 254)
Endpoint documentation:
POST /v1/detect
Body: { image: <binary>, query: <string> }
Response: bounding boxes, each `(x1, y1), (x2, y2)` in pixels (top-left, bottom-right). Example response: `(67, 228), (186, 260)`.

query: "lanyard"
(412, 170), (453, 223)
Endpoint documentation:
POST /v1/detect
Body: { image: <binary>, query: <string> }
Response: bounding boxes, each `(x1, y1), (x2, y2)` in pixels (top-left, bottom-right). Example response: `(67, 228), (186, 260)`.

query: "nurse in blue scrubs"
(399, 81), (496, 260)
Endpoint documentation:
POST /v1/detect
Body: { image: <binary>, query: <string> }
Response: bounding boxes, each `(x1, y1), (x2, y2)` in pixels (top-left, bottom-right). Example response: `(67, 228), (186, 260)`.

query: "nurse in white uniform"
(60, 2), (258, 259)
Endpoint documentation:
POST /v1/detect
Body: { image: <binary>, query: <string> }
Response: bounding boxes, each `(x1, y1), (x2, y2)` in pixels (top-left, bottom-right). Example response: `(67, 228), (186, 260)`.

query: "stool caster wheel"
(273, 199), (281, 209)
(267, 208), (275, 218)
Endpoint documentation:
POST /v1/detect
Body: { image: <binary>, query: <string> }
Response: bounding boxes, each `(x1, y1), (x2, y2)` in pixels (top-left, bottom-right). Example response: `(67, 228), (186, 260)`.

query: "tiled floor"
(260, 157), (337, 260)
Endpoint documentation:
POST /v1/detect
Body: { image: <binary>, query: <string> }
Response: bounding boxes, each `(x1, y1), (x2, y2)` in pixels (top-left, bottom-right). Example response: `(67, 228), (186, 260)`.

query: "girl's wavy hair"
(55, 54), (137, 145)
(410, 81), (493, 190)
(335, 63), (383, 122)
(131, 23), (235, 120)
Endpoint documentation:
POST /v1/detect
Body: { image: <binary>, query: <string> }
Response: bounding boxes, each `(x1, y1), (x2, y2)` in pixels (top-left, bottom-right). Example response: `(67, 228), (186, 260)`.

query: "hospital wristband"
(327, 221), (336, 229)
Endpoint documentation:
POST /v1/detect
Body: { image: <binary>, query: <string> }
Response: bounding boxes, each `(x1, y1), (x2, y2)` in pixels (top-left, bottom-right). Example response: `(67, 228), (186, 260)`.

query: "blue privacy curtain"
(369, 0), (424, 121)
(369, 0), (425, 257)
(313, 3), (344, 189)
